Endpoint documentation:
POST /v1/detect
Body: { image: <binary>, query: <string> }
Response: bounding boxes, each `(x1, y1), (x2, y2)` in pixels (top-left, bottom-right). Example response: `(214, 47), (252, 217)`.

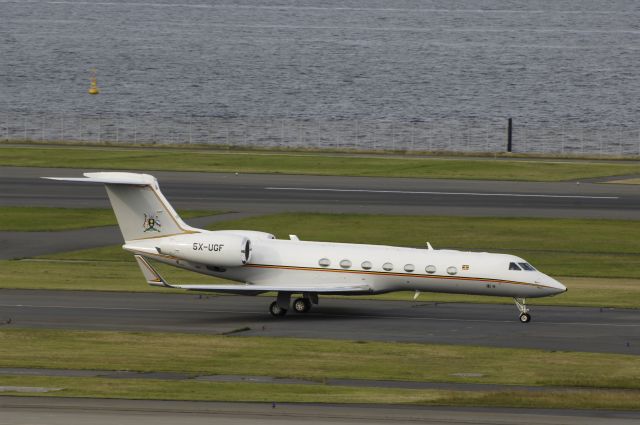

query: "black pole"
(507, 118), (513, 153)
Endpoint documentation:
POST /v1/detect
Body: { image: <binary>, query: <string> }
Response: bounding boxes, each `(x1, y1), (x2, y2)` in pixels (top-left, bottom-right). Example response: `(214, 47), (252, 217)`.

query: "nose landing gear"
(513, 298), (531, 323)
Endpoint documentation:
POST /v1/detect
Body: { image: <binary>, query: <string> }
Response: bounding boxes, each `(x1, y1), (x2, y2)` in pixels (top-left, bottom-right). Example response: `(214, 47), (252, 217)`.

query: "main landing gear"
(513, 297), (531, 323)
(269, 301), (287, 317)
(269, 292), (317, 317)
(292, 297), (312, 313)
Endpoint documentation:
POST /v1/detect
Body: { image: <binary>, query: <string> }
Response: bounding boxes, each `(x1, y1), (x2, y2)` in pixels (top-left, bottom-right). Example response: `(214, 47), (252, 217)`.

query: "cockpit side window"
(519, 262), (536, 271)
(509, 262), (521, 271)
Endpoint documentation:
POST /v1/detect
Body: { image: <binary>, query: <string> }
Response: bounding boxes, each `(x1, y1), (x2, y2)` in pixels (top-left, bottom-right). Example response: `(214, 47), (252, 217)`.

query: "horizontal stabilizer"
(43, 172), (157, 187)
(134, 255), (173, 288)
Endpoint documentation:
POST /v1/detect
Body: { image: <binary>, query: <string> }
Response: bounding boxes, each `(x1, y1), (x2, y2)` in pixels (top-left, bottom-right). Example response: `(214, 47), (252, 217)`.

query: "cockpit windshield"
(509, 262), (537, 271)
(519, 262), (536, 271)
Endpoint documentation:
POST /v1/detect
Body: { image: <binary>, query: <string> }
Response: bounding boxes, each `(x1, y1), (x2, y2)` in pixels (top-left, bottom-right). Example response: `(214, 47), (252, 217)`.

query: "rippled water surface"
(1, 1), (640, 151)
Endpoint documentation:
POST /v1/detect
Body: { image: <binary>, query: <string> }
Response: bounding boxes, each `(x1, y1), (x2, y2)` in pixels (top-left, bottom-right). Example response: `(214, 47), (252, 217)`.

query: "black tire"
(269, 301), (287, 317)
(519, 313), (531, 323)
(293, 298), (311, 313)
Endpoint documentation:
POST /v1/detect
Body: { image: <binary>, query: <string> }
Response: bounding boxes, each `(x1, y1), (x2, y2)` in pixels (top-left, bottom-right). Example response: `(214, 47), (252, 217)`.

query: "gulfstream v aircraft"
(45, 172), (566, 323)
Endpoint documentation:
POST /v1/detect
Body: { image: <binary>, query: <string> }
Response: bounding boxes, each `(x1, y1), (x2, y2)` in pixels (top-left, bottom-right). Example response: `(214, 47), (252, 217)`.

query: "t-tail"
(43, 172), (198, 242)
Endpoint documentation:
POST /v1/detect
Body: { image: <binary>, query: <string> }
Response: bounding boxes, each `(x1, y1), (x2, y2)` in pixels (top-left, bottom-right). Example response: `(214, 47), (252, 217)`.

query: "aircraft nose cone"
(547, 276), (567, 295)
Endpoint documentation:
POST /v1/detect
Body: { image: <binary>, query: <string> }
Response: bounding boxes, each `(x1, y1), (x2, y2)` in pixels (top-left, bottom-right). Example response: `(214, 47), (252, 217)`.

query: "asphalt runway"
(3, 397), (639, 425)
(2, 166), (639, 219)
(1, 289), (638, 354)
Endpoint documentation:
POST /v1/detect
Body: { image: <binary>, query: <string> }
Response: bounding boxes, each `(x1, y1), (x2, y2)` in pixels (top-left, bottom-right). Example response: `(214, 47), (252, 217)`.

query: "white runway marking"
(265, 187), (619, 200)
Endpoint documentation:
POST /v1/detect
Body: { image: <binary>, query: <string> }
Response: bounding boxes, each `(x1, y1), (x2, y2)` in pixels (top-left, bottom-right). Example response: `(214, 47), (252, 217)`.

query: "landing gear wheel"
(269, 301), (287, 317)
(513, 298), (531, 324)
(292, 298), (312, 313)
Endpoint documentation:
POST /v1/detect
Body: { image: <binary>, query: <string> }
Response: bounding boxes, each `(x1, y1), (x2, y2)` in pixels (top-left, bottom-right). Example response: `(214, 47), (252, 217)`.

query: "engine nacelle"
(157, 232), (251, 267)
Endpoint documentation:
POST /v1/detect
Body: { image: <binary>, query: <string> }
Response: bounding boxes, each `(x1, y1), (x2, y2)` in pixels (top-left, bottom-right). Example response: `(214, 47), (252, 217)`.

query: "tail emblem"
(143, 213), (162, 232)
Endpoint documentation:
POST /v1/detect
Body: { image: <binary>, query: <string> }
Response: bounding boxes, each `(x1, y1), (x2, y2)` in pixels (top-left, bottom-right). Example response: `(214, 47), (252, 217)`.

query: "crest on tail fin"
(43, 172), (198, 242)
(143, 213), (162, 232)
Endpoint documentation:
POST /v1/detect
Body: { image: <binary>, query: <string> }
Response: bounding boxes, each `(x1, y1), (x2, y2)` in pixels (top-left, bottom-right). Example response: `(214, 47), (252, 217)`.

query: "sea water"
(1, 0), (639, 153)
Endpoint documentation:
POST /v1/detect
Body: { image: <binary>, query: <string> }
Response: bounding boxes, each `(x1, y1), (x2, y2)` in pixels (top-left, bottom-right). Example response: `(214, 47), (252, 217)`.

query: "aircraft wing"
(134, 255), (372, 295)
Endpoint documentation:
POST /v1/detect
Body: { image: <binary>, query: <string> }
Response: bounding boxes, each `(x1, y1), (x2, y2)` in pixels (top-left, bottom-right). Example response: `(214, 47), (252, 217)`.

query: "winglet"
(134, 255), (173, 288)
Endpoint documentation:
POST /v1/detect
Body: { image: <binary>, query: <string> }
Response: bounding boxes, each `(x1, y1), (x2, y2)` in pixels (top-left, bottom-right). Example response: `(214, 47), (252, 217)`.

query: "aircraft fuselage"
(125, 233), (565, 299)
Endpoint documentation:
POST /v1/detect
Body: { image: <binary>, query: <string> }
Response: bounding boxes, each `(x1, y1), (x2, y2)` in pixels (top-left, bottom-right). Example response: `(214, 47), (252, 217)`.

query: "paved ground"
(1, 290), (637, 354)
(2, 397), (639, 425)
(2, 166), (638, 218)
(0, 212), (259, 260)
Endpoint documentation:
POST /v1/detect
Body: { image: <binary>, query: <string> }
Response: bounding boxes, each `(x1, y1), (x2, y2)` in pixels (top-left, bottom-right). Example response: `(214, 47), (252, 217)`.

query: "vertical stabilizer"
(44, 172), (197, 242)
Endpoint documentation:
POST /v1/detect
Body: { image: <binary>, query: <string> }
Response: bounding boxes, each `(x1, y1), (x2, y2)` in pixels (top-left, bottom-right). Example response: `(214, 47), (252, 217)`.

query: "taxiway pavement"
(1, 289), (637, 354)
(1, 396), (639, 425)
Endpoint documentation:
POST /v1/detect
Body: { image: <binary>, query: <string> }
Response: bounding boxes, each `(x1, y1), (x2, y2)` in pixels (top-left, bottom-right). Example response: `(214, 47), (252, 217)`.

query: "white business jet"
(45, 172), (566, 323)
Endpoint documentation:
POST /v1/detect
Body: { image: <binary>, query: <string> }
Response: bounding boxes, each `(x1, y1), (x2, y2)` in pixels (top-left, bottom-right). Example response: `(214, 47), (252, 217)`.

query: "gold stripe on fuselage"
(244, 264), (545, 289)
(129, 253), (545, 290)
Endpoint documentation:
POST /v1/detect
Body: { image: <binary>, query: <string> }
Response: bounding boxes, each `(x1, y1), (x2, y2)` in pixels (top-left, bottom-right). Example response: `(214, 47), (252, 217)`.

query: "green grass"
(1, 328), (639, 408)
(0, 258), (637, 308)
(2, 145), (640, 181)
(1, 212), (639, 307)
(349, 276), (640, 308)
(2, 375), (639, 410)
(36, 212), (640, 278)
(0, 258), (222, 292)
(1, 329), (639, 389)
(0, 207), (222, 231)
(206, 213), (640, 279)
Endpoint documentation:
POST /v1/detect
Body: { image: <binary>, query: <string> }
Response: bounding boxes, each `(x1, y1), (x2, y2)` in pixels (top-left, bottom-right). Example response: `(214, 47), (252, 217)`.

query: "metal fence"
(2, 113), (640, 156)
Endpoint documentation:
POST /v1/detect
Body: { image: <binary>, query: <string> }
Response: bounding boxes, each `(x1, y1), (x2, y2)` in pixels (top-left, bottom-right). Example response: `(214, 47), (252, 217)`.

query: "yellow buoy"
(88, 68), (100, 95)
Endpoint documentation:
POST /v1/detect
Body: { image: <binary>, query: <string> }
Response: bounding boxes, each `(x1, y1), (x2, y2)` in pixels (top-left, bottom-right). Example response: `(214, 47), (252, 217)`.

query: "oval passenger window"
(361, 261), (372, 270)
(447, 266), (458, 275)
(404, 264), (415, 272)
(340, 259), (352, 269)
(318, 258), (331, 267)
(425, 265), (436, 274)
(382, 262), (393, 271)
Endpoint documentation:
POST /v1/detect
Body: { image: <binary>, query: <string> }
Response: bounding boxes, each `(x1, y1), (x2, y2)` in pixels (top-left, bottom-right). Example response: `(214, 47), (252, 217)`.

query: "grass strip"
(0, 258), (219, 292)
(1, 258), (638, 308)
(0, 376), (639, 410)
(1, 212), (639, 307)
(0, 329), (638, 389)
(0, 207), (221, 232)
(2, 146), (640, 181)
(346, 276), (640, 308)
(32, 213), (640, 279)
